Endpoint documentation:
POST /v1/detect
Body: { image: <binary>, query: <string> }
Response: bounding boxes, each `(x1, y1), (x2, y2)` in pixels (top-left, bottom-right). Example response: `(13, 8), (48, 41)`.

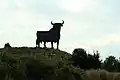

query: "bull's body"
(36, 20), (64, 49)
(36, 31), (60, 42)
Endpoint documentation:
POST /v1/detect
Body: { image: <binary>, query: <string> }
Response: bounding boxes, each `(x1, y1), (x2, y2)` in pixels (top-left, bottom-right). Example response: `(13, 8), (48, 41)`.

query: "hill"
(0, 47), (71, 66)
(0, 47), (83, 80)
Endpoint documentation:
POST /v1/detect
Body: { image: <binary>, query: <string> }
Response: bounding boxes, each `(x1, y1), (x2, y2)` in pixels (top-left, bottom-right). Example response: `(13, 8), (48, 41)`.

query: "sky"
(0, 0), (120, 60)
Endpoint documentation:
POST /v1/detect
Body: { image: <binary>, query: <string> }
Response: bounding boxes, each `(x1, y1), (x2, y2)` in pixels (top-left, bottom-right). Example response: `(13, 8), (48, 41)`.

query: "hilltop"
(0, 47), (71, 65)
(0, 47), (83, 80)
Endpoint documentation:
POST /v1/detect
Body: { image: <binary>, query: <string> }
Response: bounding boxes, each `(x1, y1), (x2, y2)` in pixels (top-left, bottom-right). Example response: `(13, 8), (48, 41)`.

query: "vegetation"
(0, 43), (120, 80)
(4, 43), (11, 48)
(0, 47), (83, 80)
(71, 48), (102, 69)
(102, 56), (120, 72)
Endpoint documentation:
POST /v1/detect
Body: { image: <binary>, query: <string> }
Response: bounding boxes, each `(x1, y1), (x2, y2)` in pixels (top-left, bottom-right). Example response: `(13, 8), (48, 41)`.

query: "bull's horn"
(62, 20), (64, 24)
(51, 21), (54, 25)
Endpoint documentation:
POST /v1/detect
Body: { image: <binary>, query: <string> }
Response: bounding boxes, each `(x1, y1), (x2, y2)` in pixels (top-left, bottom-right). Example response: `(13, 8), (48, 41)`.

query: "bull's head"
(51, 20), (64, 27)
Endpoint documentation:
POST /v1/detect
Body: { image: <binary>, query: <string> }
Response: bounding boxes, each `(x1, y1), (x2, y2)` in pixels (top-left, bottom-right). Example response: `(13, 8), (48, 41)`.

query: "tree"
(102, 56), (118, 72)
(116, 57), (120, 72)
(71, 48), (87, 69)
(92, 50), (102, 69)
(86, 50), (102, 69)
(71, 48), (102, 70)
(87, 54), (95, 69)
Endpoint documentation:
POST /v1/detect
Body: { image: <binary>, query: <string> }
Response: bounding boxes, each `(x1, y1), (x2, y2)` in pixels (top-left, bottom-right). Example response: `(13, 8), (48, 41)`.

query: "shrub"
(4, 43), (11, 48)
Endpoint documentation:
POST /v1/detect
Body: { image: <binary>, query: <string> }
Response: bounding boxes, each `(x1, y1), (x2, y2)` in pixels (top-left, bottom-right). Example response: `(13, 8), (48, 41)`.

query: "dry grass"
(81, 69), (120, 80)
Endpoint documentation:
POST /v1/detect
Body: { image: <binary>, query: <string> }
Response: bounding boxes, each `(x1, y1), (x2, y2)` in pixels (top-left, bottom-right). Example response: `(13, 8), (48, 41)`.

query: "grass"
(0, 47), (83, 80)
(1, 47), (120, 80)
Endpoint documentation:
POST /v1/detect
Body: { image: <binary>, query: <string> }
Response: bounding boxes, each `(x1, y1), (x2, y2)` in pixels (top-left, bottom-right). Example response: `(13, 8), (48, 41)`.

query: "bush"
(71, 48), (87, 69)
(4, 43), (11, 48)
(25, 59), (54, 80)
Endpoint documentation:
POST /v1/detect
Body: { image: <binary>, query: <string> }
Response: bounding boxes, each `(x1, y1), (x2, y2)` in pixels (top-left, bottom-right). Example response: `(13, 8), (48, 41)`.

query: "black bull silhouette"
(36, 20), (64, 49)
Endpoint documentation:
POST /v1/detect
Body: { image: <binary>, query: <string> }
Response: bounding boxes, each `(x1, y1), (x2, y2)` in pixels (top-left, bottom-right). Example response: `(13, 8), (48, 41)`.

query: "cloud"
(86, 32), (120, 47)
(57, 0), (103, 13)
(100, 43), (120, 59)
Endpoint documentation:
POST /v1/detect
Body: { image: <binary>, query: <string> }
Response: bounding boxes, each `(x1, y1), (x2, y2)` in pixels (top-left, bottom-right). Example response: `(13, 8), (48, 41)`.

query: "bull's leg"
(36, 39), (40, 47)
(38, 42), (40, 47)
(51, 42), (53, 49)
(44, 42), (46, 48)
(36, 39), (37, 47)
(57, 41), (59, 50)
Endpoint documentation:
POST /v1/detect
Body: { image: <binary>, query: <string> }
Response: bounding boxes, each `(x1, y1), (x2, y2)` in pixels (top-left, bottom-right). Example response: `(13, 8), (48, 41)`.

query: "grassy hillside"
(0, 47), (71, 66)
(0, 47), (83, 80)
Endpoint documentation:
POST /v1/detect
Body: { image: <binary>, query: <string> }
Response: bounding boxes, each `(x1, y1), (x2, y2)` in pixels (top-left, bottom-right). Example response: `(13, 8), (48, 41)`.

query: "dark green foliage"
(4, 43), (11, 48)
(102, 56), (119, 72)
(116, 62), (120, 72)
(71, 48), (87, 69)
(0, 61), (7, 80)
(26, 59), (54, 80)
(93, 51), (102, 68)
(87, 51), (102, 69)
(71, 48), (102, 69)
(0, 54), (27, 80)
(53, 65), (83, 80)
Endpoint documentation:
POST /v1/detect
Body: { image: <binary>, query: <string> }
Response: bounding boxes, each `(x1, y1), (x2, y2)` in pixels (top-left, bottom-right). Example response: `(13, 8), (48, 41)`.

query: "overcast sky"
(0, 0), (120, 60)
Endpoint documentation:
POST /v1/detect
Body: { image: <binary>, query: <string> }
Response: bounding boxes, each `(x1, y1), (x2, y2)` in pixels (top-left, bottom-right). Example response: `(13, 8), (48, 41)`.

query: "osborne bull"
(36, 20), (64, 49)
